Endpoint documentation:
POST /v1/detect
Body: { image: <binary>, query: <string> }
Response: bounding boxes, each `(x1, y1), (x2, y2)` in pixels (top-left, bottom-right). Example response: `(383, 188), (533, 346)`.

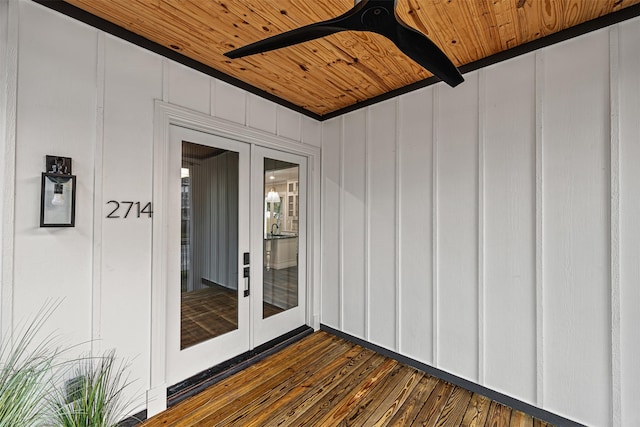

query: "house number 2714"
(106, 201), (153, 218)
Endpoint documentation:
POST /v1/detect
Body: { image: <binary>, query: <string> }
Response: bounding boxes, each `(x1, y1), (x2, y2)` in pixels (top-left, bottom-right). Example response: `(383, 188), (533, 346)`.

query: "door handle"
(243, 266), (250, 297)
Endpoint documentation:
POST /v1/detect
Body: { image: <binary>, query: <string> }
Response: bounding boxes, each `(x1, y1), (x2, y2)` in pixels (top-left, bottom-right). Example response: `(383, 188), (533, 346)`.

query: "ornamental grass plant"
(0, 303), (62, 427)
(49, 349), (137, 427)
(0, 301), (137, 427)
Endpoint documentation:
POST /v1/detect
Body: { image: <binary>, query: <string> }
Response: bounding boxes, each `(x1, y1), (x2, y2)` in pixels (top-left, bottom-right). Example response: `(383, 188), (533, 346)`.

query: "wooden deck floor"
(142, 331), (553, 427)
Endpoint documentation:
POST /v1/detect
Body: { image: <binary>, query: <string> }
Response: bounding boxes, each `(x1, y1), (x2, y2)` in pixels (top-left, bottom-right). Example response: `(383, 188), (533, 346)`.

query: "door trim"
(148, 101), (320, 416)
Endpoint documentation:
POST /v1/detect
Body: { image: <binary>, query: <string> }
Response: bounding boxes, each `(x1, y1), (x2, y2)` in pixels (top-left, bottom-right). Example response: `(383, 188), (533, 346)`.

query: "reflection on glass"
(181, 141), (239, 349)
(263, 158), (299, 318)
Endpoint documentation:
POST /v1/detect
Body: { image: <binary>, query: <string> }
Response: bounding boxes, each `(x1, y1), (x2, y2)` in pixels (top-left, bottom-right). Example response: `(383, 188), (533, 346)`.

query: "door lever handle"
(243, 266), (250, 297)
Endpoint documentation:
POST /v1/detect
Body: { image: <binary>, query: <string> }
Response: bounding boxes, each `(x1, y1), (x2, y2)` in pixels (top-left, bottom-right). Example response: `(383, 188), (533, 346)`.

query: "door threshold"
(167, 325), (313, 407)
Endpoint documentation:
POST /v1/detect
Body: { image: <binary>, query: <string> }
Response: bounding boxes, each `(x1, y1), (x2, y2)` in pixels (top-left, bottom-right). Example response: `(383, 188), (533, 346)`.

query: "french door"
(166, 125), (307, 385)
(251, 146), (307, 346)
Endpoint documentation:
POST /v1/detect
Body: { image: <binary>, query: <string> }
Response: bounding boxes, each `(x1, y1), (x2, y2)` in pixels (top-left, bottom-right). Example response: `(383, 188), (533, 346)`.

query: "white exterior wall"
(0, 0), (319, 415)
(619, 16), (640, 427)
(321, 17), (640, 427)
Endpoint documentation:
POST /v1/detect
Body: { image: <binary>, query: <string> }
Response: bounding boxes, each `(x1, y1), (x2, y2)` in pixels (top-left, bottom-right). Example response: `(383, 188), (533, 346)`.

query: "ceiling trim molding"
(33, 0), (640, 121)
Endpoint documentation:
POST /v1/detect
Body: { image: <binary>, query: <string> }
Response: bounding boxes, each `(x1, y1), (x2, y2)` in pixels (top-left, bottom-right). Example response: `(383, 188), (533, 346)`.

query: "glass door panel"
(252, 147), (307, 346)
(263, 159), (299, 318)
(181, 141), (239, 349)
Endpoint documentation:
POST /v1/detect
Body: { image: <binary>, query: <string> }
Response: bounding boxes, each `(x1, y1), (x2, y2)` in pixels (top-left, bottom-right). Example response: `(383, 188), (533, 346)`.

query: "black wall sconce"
(40, 155), (76, 227)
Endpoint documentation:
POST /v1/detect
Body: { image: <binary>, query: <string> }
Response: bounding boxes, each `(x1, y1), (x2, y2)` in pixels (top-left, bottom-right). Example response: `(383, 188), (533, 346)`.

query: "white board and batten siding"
(367, 100), (398, 350)
(619, 16), (640, 427)
(14, 0), (97, 351)
(6, 0), (314, 416)
(542, 31), (611, 424)
(342, 109), (367, 339)
(321, 17), (640, 427)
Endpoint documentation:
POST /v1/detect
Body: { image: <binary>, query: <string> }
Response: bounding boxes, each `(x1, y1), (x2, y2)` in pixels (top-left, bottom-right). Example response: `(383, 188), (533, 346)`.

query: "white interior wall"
(2, 0), (318, 415)
(321, 17), (640, 427)
(190, 152), (239, 291)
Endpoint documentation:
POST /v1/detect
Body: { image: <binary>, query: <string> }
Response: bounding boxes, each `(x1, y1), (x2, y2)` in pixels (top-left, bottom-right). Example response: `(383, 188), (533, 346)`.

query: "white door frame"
(148, 101), (321, 416)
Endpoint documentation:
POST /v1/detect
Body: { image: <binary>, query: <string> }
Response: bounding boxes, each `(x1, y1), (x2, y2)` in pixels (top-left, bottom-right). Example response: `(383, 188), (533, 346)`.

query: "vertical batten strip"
(395, 98), (401, 352)
(477, 70), (486, 385)
(149, 101), (171, 415)
(0, 0), (18, 339)
(365, 108), (371, 341)
(91, 32), (106, 354)
(242, 90), (248, 126)
(609, 25), (622, 427)
(535, 51), (545, 407)
(209, 77), (215, 117)
(339, 116), (345, 330)
(314, 125), (323, 329)
(162, 59), (170, 103)
(431, 86), (439, 366)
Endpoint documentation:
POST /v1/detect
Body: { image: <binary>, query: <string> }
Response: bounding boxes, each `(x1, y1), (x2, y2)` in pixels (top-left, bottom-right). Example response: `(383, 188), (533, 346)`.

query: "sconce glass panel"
(40, 173), (76, 227)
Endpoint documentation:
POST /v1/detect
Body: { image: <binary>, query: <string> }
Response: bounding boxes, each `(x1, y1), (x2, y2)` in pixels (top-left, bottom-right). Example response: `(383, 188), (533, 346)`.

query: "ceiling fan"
(225, 0), (464, 87)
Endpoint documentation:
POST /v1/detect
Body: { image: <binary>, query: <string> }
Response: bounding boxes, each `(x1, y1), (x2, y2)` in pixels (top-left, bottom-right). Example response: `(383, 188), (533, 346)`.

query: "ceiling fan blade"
(388, 18), (463, 87)
(225, 1), (369, 59)
(225, 23), (344, 59)
(226, 0), (464, 88)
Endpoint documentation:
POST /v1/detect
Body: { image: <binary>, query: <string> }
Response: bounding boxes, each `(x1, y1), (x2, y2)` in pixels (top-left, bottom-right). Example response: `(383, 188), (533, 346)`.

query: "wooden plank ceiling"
(63, 0), (639, 117)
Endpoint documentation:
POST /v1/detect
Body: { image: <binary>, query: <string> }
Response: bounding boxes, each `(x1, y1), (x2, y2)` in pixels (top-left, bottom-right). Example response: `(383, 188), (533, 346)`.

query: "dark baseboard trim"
(320, 324), (585, 427)
(200, 277), (226, 288)
(167, 325), (313, 407)
(32, 1), (640, 121)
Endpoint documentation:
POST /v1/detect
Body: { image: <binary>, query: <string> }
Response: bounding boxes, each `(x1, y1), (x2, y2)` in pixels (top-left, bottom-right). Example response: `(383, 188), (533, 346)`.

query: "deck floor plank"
(241, 345), (376, 427)
(205, 339), (358, 426)
(257, 347), (380, 426)
(181, 335), (346, 425)
(288, 356), (396, 426)
(361, 368), (424, 426)
(510, 410), (534, 427)
(435, 386), (474, 427)
(409, 380), (455, 427)
(335, 364), (422, 426)
(461, 393), (492, 427)
(386, 375), (440, 426)
(141, 331), (555, 427)
(486, 401), (513, 427)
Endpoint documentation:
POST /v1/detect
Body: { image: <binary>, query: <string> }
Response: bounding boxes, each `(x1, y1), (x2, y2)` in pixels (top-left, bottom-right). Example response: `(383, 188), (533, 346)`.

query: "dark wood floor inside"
(143, 331), (554, 427)
(181, 285), (238, 349)
(263, 265), (298, 315)
(181, 283), (284, 349)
